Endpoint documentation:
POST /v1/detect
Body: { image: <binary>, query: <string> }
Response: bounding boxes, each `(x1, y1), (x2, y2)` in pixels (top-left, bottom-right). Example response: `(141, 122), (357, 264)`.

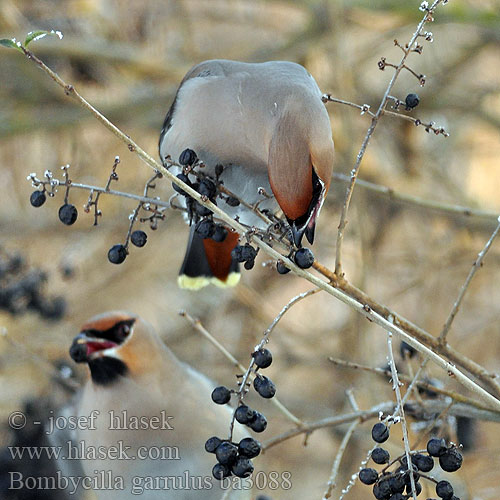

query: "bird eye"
(114, 323), (130, 342)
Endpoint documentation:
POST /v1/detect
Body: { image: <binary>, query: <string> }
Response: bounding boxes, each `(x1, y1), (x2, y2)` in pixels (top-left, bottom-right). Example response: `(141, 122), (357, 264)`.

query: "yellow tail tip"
(177, 272), (240, 290)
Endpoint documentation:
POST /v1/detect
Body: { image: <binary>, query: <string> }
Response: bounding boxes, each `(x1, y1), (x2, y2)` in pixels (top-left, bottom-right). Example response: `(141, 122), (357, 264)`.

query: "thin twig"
(179, 310), (303, 427)
(439, 216), (500, 343)
(322, 390), (360, 499)
(263, 402), (395, 451)
(322, 95), (448, 136)
(331, 173), (499, 224)
(334, 0), (444, 278)
(387, 331), (417, 499)
(328, 357), (492, 411)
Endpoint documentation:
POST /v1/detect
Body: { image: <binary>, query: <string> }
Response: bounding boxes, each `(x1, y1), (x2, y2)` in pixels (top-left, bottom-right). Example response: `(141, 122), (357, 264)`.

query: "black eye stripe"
(82, 318), (135, 344)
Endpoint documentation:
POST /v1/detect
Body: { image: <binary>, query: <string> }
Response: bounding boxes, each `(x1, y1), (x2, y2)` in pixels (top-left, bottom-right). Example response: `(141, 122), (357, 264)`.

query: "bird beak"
(69, 333), (119, 363)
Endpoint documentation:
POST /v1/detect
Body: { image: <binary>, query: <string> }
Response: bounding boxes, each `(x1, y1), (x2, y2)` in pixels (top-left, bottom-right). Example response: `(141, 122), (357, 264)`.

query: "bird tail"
(178, 226), (240, 290)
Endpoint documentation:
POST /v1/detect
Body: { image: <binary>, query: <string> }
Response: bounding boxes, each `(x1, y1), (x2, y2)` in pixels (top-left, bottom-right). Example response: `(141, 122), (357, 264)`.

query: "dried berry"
(238, 437), (261, 459)
(371, 447), (390, 464)
(294, 248), (314, 269)
(215, 441), (238, 465)
(276, 261), (290, 274)
(235, 405), (255, 425)
(211, 386), (231, 405)
(179, 148), (197, 166)
(131, 230), (147, 247)
(359, 468), (378, 485)
(195, 219), (215, 239)
(172, 173), (191, 196)
(198, 178), (217, 199)
(231, 457), (254, 478)
(253, 375), (276, 399)
(427, 437), (447, 457)
(58, 204), (78, 225)
(371, 422), (390, 443)
(252, 348), (273, 369)
(108, 244), (127, 264)
(405, 93), (420, 110)
(225, 196), (240, 207)
(212, 463), (231, 480)
(439, 448), (463, 473)
(436, 480), (454, 499)
(249, 412), (267, 433)
(212, 224), (228, 243)
(30, 191), (46, 207)
(205, 436), (222, 454)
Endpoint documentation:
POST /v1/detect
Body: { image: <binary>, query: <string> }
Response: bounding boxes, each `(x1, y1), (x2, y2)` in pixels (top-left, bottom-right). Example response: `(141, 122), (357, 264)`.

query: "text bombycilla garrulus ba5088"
(159, 59), (335, 289)
(59, 312), (249, 499)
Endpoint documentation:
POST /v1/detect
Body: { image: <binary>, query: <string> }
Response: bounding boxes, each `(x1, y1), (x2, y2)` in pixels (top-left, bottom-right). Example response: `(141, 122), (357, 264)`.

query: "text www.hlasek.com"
(9, 439), (179, 461)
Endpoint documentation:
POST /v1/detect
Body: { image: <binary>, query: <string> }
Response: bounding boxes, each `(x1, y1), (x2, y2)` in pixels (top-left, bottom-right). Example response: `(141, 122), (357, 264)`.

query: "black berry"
(427, 437), (447, 457)
(371, 422), (390, 443)
(205, 436), (222, 454)
(439, 448), (463, 472)
(235, 405), (255, 425)
(404, 480), (422, 496)
(172, 173), (191, 196)
(294, 248), (314, 269)
(58, 204), (78, 225)
(231, 244), (256, 263)
(412, 453), (434, 472)
(238, 437), (261, 459)
(252, 348), (273, 369)
(30, 191), (46, 207)
(359, 468), (378, 485)
(215, 441), (238, 465)
(371, 447), (390, 464)
(179, 148), (197, 166)
(212, 224), (228, 243)
(131, 230), (147, 247)
(108, 244), (127, 264)
(436, 480), (454, 499)
(276, 261), (290, 274)
(212, 463), (231, 480)
(211, 386), (231, 405)
(194, 201), (212, 217)
(405, 93), (420, 110)
(253, 375), (276, 399)
(249, 412), (267, 433)
(225, 196), (240, 207)
(373, 478), (391, 499)
(231, 457), (254, 478)
(244, 259), (255, 270)
(198, 178), (217, 199)
(388, 472), (405, 493)
(195, 219), (215, 239)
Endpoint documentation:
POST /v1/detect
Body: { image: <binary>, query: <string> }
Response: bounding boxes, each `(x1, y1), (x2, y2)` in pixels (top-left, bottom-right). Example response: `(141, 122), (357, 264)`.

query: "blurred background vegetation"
(1, 0), (500, 498)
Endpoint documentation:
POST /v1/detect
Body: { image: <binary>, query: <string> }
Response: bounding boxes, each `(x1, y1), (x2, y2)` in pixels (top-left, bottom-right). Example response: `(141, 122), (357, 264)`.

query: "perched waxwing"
(159, 59), (335, 289)
(60, 312), (250, 499)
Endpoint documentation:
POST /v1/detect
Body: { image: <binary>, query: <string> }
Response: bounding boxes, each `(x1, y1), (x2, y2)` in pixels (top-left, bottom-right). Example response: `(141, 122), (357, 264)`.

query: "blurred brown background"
(1, 0), (500, 498)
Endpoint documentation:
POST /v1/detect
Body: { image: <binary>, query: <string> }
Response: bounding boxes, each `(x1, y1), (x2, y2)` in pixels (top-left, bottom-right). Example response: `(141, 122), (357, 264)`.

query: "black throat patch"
(89, 357), (128, 386)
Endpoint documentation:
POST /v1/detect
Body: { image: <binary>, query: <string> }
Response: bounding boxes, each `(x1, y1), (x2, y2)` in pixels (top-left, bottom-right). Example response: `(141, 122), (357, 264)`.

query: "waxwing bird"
(60, 312), (249, 499)
(159, 59), (335, 289)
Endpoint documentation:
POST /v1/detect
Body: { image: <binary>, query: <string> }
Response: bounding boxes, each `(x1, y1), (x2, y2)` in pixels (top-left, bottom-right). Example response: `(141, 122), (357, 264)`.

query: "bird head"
(69, 312), (166, 386)
(268, 98), (334, 247)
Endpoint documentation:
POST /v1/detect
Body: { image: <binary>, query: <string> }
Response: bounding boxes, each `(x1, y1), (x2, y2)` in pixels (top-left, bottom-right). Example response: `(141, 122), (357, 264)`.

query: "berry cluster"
(0, 249), (66, 320)
(276, 247), (315, 275)
(206, 347), (275, 481)
(359, 423), (463, 499)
